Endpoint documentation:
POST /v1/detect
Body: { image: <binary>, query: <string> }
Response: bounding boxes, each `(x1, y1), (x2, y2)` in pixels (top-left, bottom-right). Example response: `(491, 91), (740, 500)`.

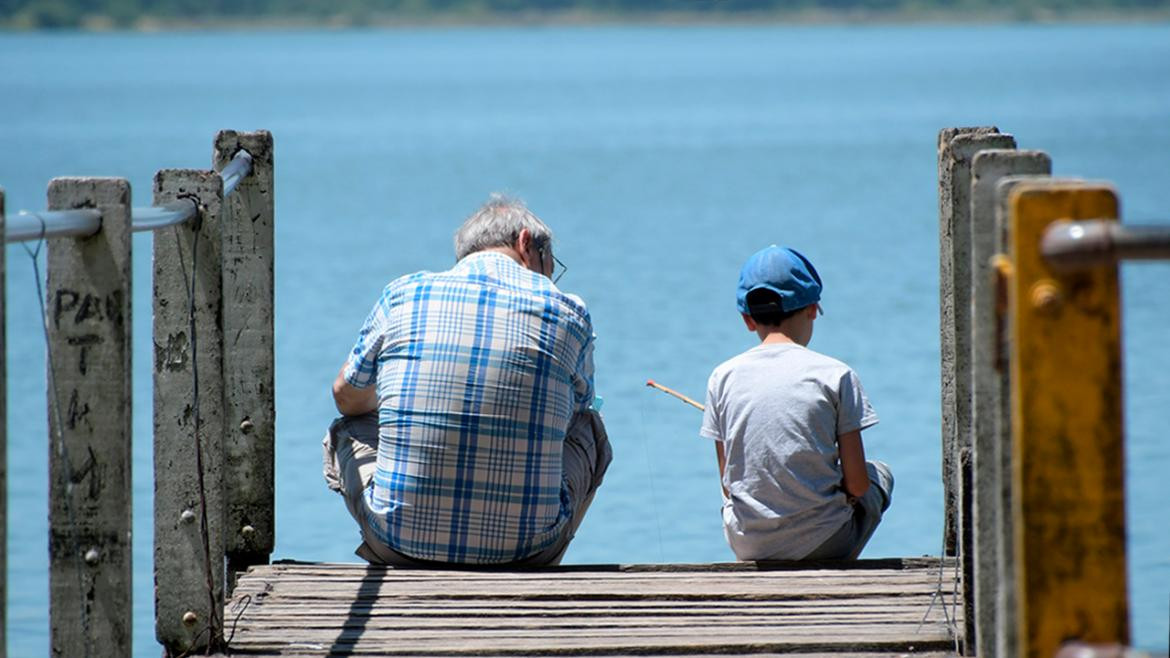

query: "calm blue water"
(2, 24), (1168, 655)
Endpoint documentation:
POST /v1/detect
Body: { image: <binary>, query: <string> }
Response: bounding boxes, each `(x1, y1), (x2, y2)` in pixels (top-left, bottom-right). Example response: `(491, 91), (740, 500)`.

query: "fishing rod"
(645, 379), (704, 411)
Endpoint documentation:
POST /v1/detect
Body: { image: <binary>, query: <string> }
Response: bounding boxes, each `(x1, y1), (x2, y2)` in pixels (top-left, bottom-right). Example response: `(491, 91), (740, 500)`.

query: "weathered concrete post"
(937, 127), (1015, 654)
(45, 178), (134, 656)
(937, 127), (1017, 557)
(213, 130), (275, 579)
(970, 152), (1051, 658)
(153, 169), (227, 655)
(1005, 180), (1128, 658)
(0, 188), (6, 658)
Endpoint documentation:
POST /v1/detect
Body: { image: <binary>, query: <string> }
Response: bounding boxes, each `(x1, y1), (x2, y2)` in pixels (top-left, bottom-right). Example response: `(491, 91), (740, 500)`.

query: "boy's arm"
(838, 430), (870, 500)
(714, 440), (729, 499)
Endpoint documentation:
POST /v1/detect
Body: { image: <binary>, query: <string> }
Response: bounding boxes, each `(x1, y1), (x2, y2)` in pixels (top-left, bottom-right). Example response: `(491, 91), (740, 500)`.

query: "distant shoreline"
(4, 7), (1170, 32)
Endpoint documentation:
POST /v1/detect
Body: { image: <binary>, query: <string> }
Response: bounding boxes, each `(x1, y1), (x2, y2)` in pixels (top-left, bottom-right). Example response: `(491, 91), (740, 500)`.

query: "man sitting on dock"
(323, 194), (611, 567)
(701, 245), (893, 561)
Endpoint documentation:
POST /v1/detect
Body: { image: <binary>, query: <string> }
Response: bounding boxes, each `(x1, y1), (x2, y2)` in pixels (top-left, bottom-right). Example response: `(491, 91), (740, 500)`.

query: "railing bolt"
(181, 509), (196, 524)
(182, 611), (198, 626)
(84, 548), (100, 566)
(1030, 281), (1062, 314)
(242, 525), (256, 538)
(240, 418), (254, 434)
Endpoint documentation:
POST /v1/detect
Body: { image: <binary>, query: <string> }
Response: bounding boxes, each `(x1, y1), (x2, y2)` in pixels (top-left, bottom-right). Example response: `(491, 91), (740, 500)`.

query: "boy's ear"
(742, 313), (757, 332)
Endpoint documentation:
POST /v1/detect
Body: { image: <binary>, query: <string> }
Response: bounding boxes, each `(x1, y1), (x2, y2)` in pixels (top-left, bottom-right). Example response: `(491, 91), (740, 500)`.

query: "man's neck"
(479, 246), (523, 265)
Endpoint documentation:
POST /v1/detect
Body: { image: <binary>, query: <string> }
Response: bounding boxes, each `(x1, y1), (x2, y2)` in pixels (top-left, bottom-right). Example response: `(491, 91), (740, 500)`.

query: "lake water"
(2, 23), (1168, 655)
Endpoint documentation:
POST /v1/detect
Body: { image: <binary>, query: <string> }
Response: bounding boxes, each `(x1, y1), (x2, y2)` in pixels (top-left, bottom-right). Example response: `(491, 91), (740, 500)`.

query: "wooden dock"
(223, 557), (961, 656)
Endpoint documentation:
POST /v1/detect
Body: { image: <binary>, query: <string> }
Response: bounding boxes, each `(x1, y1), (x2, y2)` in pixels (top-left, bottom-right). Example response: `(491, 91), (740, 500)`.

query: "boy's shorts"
(801, 460), (894, 561)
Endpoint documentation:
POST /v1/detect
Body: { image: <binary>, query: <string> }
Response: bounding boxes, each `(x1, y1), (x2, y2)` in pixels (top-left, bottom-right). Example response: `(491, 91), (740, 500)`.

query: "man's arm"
(332, 364), (377, 416)
(838, 429), (870, 500)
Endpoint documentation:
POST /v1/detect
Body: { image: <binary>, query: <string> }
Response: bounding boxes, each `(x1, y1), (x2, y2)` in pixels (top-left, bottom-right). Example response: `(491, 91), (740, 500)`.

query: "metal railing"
(1041, 220), (1170, 269)
(2, 149), (253, 243)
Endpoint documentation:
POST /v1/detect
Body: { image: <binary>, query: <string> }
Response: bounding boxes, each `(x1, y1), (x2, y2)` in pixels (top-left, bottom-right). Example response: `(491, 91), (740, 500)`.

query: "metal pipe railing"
(1042, 220), (1170, 269)
(3, 209), (103, 243)
(2, 149), (254, 244)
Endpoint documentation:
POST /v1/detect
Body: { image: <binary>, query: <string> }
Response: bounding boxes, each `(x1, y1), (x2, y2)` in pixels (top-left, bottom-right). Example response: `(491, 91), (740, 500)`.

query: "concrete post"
(970, 153), (1051, 658)
(213, 130), (275, 580)
(937, 127), (1017, 558)
(0, 188), (6, 658)
(45, 178), (134, 657)
(938, 127), (1016, 655)
(153, 169), (226, 655)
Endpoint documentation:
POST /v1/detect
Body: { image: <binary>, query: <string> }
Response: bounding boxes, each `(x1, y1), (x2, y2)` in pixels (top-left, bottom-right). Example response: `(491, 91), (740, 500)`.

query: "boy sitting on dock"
(701, 246), (893, 561)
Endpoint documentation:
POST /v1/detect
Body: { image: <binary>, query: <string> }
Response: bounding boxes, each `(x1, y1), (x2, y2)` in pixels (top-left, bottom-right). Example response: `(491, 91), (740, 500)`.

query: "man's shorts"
(322, 409), (612, 567)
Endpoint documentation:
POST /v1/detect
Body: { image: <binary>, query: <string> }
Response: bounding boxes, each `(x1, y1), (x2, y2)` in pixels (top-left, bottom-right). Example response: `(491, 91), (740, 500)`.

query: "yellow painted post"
(1006, 182), (1128, 658)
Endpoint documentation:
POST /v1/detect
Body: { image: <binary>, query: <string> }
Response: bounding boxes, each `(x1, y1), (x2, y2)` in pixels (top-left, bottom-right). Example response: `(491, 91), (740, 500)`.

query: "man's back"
(348, 251), (594, 563)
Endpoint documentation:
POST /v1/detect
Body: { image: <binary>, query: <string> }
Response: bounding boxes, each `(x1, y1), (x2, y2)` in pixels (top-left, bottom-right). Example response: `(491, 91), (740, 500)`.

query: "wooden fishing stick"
(645, 379), (704, 411)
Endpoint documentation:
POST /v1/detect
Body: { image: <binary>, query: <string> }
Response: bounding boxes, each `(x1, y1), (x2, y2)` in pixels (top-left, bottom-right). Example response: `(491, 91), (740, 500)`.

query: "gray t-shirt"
(701, 342), (878, 560)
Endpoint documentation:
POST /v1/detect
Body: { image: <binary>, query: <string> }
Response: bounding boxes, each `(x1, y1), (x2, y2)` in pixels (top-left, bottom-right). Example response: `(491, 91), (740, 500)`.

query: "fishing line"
(22, 215), (93, 658)
(636, 397), (667, 563)
(639, 378), (707, 563)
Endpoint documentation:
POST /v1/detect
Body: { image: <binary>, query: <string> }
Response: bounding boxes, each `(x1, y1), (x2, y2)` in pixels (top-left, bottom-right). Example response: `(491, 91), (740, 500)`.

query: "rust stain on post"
(1007, 182), (1128, 658)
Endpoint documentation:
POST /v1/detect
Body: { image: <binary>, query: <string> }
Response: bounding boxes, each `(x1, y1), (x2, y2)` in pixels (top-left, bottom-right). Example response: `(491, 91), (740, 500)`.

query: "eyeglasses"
(540, 247), (567, 285)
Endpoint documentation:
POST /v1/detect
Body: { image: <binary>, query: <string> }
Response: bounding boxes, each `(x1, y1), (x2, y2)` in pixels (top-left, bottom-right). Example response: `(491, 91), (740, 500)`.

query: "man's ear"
(742, 313), (757, 332)
(515, 228), (532, 253)
(515, 228), (535, 268)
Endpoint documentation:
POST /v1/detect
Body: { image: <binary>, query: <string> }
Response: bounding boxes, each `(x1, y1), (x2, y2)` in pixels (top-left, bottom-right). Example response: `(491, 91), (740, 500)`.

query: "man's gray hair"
(454, 194), (554, 261)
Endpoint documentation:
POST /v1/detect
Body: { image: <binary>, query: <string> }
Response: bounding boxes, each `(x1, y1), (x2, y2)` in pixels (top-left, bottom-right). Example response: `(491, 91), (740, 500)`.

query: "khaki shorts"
(323, 409), (612, 567)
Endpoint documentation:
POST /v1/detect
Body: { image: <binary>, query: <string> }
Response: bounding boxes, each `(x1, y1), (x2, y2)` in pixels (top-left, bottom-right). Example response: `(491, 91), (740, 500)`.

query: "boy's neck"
(756, 326), (803, 346)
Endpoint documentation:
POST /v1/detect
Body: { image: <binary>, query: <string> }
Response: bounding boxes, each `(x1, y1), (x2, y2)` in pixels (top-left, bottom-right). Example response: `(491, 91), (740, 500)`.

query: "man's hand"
(332, 365), (377, 416)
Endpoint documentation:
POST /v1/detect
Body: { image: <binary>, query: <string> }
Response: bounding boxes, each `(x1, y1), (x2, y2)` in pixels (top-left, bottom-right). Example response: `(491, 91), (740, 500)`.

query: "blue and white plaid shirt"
(343, 251), (595, 563)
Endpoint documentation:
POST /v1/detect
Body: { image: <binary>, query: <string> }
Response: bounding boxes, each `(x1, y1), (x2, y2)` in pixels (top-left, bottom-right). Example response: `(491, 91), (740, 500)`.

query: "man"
(324, 194), (611, 566)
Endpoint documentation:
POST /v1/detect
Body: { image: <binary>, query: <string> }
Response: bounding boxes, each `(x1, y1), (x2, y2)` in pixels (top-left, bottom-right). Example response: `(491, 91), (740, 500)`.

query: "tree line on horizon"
(3, 0), (1168, 28)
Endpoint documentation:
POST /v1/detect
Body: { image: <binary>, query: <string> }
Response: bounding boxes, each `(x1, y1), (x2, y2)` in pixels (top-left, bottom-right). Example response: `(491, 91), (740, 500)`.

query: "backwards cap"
(736, 245), (822, 314)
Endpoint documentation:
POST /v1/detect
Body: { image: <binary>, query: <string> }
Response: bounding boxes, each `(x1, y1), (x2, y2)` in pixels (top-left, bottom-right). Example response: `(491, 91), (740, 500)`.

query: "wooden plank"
(227, 628), (955, 652)
(1006, 182), (1128, 658)
(214, 130), (276, 578)
(968, 152), (1051, 658)
(222, 562), (960, 656)
(46, 177), (133, 657)
(260, 557), (945, 572)
(153, 168), (227, 654)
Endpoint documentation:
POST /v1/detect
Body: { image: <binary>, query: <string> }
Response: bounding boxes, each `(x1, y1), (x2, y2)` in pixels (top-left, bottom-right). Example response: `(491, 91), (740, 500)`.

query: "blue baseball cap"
(736, 245), (823, 314)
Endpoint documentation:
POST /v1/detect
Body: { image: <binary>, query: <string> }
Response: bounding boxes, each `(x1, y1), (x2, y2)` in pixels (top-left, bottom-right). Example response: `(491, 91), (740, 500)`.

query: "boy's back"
(702, 342), (877, 560)
(701, 245), (892, 562)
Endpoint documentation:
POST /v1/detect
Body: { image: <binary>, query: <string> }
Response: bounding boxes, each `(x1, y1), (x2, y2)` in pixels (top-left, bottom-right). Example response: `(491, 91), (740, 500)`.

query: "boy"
(701, 245), (893, 561)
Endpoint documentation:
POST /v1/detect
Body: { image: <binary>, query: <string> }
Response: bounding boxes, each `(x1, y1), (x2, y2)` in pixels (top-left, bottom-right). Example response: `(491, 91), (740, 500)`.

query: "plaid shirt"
(343, 251), (595, 563)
